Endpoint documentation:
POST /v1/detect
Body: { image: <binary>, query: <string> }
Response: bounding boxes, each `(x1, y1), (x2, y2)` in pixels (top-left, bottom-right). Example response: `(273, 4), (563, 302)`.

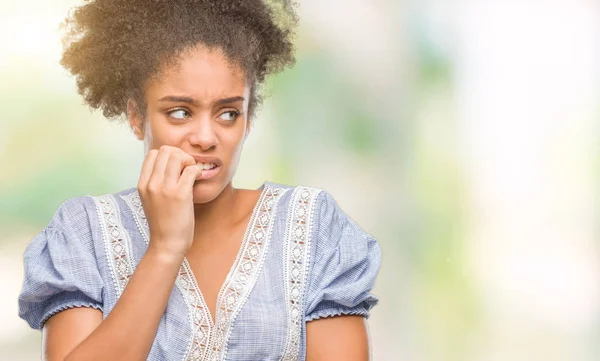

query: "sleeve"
(18, 198), (104, 330)
(304, 191), (381, 322)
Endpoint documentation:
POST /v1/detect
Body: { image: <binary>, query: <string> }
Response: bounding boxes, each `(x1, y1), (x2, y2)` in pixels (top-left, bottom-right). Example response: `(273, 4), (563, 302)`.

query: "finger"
(164, 151), (183, 187)
(165, 148), (196, 186)
(150, 146), (172, 185)
(178, 164), (202, 190)
(180, 151), (196, 170)
(168, 147), (196, 172)
(138, 149), (158, 189)
(172, 148), (197, 180)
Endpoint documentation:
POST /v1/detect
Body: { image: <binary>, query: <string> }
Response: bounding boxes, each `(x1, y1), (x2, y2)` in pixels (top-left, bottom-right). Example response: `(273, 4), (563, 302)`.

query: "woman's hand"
(137, 145), (201, 259)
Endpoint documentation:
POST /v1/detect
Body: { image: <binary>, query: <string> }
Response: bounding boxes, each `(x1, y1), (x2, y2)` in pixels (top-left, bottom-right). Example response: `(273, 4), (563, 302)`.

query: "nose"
(188, 116), (219, 151)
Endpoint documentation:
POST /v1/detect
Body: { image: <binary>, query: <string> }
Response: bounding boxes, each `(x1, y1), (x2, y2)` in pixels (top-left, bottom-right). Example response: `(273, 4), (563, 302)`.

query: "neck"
(192, 182), (238, 236)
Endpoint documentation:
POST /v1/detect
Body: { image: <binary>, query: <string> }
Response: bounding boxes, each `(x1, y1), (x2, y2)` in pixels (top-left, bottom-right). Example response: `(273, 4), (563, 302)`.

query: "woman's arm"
(43, 248), (184, 361)
(43, 146), (201, 361)
(305, 315), (371, 361)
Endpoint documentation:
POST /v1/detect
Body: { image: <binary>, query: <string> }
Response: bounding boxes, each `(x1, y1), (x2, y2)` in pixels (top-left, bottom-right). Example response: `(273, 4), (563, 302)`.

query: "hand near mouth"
(137, 145), (202, 260)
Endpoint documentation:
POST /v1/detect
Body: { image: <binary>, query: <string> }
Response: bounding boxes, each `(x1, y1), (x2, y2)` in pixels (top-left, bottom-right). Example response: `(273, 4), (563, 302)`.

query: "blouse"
(18, 182), (381, 361)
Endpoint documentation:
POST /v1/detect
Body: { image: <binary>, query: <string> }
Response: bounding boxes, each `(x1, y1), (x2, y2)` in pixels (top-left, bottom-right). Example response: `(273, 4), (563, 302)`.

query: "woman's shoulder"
(45, 187), (138, 231)
(264, 181), (376, 245)
(22, 187), (141, 290)
(262, 182), (381, 320)
(264, 182), (327, 223)
(262, 181), (332, 205)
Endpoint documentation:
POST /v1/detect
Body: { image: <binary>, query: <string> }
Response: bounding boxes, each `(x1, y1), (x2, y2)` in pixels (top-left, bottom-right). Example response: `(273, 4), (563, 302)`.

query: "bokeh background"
(1, 0), (599, 360)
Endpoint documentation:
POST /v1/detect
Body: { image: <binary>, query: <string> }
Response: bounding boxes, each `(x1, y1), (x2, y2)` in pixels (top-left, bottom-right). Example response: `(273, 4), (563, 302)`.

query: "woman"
(18, 0), (381, 360)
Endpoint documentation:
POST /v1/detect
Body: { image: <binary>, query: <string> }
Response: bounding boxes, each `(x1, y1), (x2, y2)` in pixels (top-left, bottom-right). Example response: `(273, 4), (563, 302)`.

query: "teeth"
(198, 163), (216, 170)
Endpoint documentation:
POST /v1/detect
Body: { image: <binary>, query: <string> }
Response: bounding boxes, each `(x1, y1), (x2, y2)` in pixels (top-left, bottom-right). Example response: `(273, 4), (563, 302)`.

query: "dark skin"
(43, 45), (371, 361)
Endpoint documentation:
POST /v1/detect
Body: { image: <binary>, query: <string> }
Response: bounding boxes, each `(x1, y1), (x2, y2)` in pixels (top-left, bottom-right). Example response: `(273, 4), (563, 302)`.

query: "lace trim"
(121, 187), (285, 361)
(207, 187), (287, 361)
(180, 259), (213, 361)
(280, 187), (322, 361)
(121, 191), (149, 240)
(92, 195), (135, 297)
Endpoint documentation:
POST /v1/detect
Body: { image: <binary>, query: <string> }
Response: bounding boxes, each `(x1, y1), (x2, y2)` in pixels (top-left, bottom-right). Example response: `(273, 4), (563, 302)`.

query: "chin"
(191, 181), (223, 204)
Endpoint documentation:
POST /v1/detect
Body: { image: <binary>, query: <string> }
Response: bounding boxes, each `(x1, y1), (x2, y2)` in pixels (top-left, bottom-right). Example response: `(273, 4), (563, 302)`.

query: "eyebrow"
(158, 95), (245, 107)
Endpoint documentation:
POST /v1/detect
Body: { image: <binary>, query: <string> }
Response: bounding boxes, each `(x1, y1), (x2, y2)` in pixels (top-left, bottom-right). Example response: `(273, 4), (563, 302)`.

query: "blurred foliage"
(269, 50), (382, 156)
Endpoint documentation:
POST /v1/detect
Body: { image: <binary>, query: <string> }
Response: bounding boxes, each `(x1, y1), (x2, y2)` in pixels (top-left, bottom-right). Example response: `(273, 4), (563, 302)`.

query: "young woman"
(18, 1), (381, 360)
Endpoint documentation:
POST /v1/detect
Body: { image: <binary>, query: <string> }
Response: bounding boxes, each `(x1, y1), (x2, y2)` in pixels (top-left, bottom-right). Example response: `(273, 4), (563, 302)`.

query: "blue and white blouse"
(18, 182), (381, 361)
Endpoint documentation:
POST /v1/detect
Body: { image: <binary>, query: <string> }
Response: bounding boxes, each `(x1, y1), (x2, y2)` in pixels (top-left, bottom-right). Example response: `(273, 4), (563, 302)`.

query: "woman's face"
(129, 45), (251, 204)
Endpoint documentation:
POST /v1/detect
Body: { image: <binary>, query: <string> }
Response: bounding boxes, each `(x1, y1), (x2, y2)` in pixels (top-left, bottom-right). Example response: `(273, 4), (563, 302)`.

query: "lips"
(191, 155), (223, 181)
(195, 164), (221, 181)
(191, 155), (222, 167)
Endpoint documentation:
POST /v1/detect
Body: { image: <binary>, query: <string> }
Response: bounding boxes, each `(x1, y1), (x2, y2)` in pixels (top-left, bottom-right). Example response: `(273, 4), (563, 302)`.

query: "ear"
(127, 99), (145, 141)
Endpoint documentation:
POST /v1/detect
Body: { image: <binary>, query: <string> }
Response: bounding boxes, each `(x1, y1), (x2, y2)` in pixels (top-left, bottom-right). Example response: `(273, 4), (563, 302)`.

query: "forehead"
(146, 46), (248, 99)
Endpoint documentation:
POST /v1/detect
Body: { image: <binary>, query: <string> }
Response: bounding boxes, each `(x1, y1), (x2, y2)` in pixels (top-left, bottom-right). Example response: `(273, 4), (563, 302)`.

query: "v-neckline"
(123, 183), (286, 360)
(184, 186), (268, 327)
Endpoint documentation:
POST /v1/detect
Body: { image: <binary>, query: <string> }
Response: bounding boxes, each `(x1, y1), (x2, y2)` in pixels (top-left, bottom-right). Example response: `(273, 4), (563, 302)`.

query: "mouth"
(195, 162), (221, 181)
(190, 155), (222, 181)
(197, 162), (218, 171)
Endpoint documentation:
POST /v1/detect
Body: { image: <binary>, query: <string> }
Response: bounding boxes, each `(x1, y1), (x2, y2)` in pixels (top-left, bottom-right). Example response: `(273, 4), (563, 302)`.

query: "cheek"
(219, 126), (246, 174)
(144, 119), (186, 150)
(225, 125), (247, 155)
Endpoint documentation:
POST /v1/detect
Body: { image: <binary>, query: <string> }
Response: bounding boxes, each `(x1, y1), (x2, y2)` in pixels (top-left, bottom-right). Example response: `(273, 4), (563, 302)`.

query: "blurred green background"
(1, 0), (599, 360)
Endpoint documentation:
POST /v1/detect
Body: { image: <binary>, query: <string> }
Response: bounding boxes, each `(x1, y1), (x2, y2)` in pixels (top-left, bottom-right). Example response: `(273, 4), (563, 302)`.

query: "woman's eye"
(219, 111), (239, 122)
(168, 109), (190, 120)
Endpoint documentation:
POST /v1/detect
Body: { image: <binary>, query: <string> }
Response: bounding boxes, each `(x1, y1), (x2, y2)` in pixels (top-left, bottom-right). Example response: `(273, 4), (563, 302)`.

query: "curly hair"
(60, 0), (298, 121)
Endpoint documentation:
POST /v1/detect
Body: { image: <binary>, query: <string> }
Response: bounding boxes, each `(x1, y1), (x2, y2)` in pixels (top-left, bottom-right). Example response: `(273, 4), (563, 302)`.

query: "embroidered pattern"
(179, 259), (213, 361)
(121, 191), (149, 240)
(280, 187), (322, 361)
(92, 195), (135, 297)
(122, 187), (285, 361)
